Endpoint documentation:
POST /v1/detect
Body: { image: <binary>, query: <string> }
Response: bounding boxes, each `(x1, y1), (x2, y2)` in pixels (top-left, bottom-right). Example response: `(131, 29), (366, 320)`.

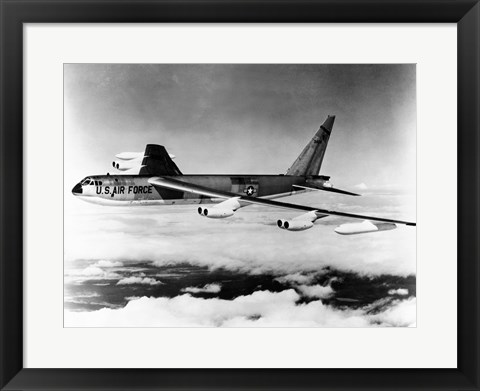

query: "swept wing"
(148, 176), (416, 227)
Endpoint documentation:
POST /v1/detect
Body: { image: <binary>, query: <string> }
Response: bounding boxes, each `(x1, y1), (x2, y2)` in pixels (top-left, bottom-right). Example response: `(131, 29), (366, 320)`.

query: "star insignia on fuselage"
(244, 185), (257, 196)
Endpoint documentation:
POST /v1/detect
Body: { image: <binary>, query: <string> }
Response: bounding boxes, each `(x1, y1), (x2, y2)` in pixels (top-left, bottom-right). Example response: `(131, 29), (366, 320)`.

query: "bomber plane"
(72, 115), (416, 234)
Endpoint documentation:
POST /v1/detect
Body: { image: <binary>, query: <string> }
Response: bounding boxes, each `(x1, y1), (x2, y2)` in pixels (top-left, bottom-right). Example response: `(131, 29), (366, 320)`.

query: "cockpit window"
(81, 178), (91, 186)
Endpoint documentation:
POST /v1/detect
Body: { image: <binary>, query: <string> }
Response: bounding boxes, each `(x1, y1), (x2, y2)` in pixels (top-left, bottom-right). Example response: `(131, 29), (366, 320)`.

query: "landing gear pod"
(334, 220), (397, 235)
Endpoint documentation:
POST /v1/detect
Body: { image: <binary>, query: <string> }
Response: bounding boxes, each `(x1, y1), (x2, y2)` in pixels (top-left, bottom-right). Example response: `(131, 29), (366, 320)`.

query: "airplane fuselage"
(72, 174), (312, 206)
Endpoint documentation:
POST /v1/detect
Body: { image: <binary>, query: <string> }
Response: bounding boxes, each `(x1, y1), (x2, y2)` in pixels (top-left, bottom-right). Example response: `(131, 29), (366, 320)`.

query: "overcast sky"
(64, 64), (416, 197)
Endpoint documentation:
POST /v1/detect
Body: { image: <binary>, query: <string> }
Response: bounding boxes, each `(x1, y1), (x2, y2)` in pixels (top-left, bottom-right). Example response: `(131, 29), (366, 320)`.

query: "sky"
(64, 64), (416, 194)
(63, 64), (416, 327)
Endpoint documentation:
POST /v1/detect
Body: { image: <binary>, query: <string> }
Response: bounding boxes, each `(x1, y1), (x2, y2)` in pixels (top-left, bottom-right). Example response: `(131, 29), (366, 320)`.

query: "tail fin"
(139, 144), (183, 176)
(286, 115), (335, 176)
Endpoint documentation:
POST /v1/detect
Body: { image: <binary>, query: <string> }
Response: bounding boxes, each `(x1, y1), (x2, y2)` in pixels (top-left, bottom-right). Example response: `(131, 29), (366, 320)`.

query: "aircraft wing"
(148, 176), (416, 227)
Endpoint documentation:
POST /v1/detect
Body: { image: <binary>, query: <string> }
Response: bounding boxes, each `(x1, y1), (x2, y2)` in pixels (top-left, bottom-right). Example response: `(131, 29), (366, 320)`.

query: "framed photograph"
(1, 0), (479, 390)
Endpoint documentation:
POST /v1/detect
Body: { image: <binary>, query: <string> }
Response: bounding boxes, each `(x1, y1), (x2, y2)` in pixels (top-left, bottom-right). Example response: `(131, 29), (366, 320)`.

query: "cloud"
(64, 289), (416, 328)
(125, 296), (141, 301)
(275, 272), (318, 285)
(78, 266), (120, 279)
(94, 260), (123, 268)
(369, 297), (416, 327)
(81, 266), (105, 276)
(64, 292), (99, 300)
(65, 265), (121, 284)
(182, 283), (221, 294)
(296, 284), (334, 299)
(116, 277), (163, 286)
(276, 272), (336, 299)
(388, 288), (409, 296)
(354, 183), (368, 190)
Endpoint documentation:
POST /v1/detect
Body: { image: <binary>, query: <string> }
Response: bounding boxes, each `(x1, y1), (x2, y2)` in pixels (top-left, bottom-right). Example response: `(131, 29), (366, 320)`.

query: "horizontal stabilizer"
(293, 184), (360, 197)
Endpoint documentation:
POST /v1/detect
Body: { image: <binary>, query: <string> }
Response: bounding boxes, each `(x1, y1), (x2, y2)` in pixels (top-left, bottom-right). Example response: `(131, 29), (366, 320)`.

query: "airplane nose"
(72, 183), (83, 195)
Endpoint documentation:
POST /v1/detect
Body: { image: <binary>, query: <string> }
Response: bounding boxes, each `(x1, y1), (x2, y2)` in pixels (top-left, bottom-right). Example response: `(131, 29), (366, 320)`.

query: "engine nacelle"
(277, 219), (314, 231)
(116, 152), (175, 160)
(115, 152), (144, 160)
(198, 207), (235, 219)
(112, 157), (143, 171)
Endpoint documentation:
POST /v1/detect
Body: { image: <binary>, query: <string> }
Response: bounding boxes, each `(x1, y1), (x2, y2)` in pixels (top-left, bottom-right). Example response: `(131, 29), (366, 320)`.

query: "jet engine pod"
(198, 207), (235, 218)
(277, 219), (314, 231)
(115, 152), (144, 160)
(334, 220), (397, 235)
(112, 158), (143, 171)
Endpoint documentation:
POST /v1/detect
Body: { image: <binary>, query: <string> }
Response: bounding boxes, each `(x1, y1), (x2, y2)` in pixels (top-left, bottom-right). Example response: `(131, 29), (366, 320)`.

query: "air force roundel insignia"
(244, 185), (257, 197)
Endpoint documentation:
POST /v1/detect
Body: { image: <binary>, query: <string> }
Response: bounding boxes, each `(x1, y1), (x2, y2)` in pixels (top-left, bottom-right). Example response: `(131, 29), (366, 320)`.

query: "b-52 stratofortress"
(72, 115), (416, 234)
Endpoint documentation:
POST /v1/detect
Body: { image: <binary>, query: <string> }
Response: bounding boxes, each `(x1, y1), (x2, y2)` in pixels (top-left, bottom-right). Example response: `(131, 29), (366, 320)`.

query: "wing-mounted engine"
(115, 152), (144, 160)
(115, 151), (176, 161)
(111, 152), (145, 173)
(111, 148), (177, 175)
(112, 157), (144, 171)
(198, 197), (242, 219)
(277, 210), (319, 231)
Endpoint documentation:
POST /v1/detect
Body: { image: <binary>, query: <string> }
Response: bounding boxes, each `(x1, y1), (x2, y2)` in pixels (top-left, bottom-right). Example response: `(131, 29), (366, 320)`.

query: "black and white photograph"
(64, 64), (416, 327)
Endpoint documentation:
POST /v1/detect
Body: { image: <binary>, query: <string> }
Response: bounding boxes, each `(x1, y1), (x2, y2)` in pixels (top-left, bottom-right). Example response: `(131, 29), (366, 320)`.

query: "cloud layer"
(65, 289), (416, 327)
(117, 276), (163, 286)
(65, 191), (416, 278)
(182, 283), (222, 294)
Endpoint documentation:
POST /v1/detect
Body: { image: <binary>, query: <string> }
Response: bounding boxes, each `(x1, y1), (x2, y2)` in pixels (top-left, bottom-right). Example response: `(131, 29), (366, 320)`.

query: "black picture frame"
(1, 1), (479, 390)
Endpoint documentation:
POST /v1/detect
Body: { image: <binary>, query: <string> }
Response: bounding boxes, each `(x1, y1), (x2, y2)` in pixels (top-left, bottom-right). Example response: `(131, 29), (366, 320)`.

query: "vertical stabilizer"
(286, 115), (335, 176)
